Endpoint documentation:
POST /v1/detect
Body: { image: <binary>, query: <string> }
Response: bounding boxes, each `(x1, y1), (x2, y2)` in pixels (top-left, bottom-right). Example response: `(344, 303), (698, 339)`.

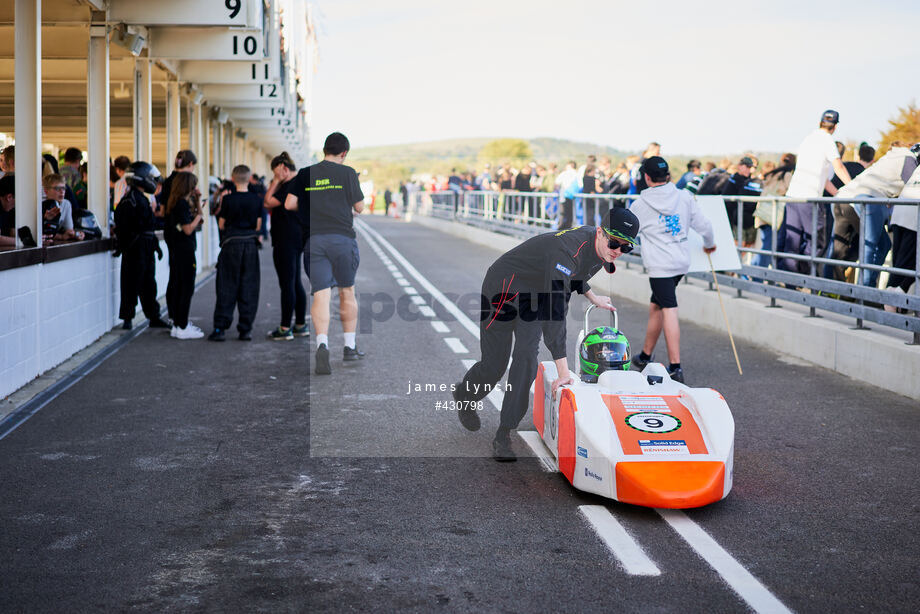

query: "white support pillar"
(212, 118), (222, 179)
(225, 123), (234, 175)
(188, 91), (201, 161)
(191, 100), (202, 163)
(14, 0), (41, 246)
(87, 19), (110, 237)
(166, 79), (180, 164)
(133, 58), (152, 162)
(186, 95), (195, 151)
(199, 106), (211, 266)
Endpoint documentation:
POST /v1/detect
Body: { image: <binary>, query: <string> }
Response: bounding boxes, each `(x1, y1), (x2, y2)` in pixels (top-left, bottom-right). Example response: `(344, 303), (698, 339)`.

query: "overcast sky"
(308, 0), (919, 156)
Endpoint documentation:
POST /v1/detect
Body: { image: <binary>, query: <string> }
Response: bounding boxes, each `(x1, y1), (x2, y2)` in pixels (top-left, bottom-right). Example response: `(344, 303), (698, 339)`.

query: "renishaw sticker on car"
(602, 395), (708, 455)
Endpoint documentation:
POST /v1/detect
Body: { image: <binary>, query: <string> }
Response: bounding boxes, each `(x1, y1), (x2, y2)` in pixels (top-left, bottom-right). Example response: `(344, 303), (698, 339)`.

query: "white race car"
(533, 306), (734, 509)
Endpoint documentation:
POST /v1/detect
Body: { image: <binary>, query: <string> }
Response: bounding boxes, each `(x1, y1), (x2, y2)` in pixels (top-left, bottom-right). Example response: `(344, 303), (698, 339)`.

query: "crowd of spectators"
(407, 117), (919, 294)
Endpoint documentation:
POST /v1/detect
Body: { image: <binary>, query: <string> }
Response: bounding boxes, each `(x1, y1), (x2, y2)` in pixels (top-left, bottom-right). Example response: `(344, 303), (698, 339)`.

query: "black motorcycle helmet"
(124, 161), (161, 194)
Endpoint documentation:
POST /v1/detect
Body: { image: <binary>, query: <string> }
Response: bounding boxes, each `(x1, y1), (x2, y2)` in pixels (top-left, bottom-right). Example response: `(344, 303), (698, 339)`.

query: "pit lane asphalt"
(1, 216), (917, 613)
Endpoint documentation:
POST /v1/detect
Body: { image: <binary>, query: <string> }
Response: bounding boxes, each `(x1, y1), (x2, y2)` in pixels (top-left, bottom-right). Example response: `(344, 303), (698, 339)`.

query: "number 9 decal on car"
(625, 412), (681, 433)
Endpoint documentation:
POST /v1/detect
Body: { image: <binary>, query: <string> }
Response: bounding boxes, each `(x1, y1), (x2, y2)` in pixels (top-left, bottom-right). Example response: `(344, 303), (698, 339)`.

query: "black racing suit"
(115, 187), (161, 322)
(458, 225), (607, 430)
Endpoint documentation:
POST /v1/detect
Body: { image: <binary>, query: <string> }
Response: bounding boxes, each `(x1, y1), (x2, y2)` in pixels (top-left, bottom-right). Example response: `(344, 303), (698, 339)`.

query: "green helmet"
(579, 326), (630, 381)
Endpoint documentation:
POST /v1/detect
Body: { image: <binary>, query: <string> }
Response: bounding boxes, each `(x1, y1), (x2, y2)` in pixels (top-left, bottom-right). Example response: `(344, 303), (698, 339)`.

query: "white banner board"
(687, 196), (742, 272)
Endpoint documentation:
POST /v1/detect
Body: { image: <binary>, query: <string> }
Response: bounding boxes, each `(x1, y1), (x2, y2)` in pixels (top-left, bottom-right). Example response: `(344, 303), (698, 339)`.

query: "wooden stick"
(707, 253), (743, 375)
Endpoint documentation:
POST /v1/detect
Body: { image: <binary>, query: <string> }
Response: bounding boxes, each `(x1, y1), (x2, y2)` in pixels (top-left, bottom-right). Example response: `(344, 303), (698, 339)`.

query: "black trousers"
(888, 225), (917, 292)
(166, 245), (196, 329)
(272, 240), (307, 327)
(560, 199), (574, 229)
(583, 196), (597, 225)
(214, 240), (260, 333)
(119, 236), (160, 321)
(458, 278), (546, 431)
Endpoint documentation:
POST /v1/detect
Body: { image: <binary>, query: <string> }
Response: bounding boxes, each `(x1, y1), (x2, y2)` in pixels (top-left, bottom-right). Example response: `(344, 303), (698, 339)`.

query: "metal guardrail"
(408, 189), (920, 344)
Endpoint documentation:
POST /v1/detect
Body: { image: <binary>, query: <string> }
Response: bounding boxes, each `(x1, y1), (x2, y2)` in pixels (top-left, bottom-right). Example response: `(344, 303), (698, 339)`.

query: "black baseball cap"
(739, 156), (755, 167)
(822, 109), (839, 124)
(640, 156), (670, 182)
(602, 207), (639, 245)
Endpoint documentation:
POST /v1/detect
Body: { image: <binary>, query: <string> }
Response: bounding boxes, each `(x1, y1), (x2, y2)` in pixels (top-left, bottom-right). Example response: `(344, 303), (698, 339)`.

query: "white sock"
(344, 332), (356, 349)
(316, 334), (329, 347)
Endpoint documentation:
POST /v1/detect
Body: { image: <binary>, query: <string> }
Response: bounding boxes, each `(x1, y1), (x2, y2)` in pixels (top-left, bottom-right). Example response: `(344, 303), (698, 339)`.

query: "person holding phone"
(264, 151), (309, 340)
(41, 173), (83, 243)
(164, 171), (204, 340)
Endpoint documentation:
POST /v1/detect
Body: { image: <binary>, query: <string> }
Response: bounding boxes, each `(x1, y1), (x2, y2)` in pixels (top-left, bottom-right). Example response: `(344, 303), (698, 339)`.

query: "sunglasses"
(608, 239), (634, 254)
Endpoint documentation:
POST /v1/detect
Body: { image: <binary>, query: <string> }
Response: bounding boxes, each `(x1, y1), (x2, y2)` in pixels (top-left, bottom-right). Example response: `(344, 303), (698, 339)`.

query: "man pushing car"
(453, 208), (640, 461)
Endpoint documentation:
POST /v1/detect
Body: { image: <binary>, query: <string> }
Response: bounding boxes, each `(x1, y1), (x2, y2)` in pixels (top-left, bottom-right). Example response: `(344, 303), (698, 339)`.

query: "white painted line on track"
(461, 359), (476, 370)
(443, 337), (468, 354)
(410, 295), (427, 306)
(579, 506), (662, 576)
(396, 278), (410, 286)
(404, 286), (419, 295)
(517, 431), (557, 472)
(418, 305), (436, 318)
(431, 320), (450, 333)
(356, 220), (481, 339)
(656, 509), (793, 614)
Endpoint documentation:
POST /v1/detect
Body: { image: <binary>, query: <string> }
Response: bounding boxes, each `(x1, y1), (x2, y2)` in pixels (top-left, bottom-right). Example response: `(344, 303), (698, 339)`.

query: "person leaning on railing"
(885, 148), (920, 310)
(834, 142), (920, 288)
(752, 153), (796, 268)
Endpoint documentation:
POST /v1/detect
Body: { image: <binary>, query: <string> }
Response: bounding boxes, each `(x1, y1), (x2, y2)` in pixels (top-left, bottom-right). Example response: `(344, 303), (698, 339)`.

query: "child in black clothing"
(208, 165), (264, 341)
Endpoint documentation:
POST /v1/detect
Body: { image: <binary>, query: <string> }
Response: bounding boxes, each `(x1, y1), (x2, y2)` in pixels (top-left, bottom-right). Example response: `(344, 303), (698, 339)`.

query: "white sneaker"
(170, 326), (178, 338)
(174, 325), (205, 340)
(187, 323), (203, 334)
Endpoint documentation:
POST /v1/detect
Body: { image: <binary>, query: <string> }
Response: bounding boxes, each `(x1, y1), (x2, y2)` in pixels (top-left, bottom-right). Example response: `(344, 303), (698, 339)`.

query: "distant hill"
(341, 136), (783, 190)
(346, 136), (630, 167)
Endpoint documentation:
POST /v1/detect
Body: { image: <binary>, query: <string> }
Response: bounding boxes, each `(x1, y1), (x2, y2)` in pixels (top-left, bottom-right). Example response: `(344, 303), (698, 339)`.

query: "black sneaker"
(269, 326), (294, 341)
(149, 317), (171, 329)
(454, 382), (480, 432)
(631, 353), (651, 371)
(291, 323), (310, 338)
(668, 367), (685, 384)
(208, 328), (226, 342)
(239, 330), (252, 341)
(492, 429), (517, 462)
(315, 344), (332, 375)
(343, 346), (365, 361)
(122, 319), (132, 330)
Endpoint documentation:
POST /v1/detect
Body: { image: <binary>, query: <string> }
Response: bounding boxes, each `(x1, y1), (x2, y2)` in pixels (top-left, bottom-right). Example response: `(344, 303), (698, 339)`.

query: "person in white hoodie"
(628, 156), (716, 383)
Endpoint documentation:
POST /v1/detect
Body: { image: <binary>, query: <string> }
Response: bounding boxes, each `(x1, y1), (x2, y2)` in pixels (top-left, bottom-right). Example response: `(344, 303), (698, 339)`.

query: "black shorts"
(649, 275), (683, 308)
(309, 233), (359, 293)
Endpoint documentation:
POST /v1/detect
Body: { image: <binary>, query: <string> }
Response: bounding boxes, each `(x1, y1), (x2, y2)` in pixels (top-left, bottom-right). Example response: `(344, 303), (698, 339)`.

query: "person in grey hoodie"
(628, 156), (716, 383)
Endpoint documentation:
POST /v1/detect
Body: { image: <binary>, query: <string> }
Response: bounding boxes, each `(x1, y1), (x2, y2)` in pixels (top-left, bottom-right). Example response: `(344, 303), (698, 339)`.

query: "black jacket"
(114, 187), (156, 248)
(485, 226), (606, 360)
(721, 173), (762, 230)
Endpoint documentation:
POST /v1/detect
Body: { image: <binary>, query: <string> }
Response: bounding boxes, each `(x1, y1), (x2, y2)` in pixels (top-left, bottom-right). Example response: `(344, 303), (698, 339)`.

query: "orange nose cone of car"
(615, 461), (725, 509)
